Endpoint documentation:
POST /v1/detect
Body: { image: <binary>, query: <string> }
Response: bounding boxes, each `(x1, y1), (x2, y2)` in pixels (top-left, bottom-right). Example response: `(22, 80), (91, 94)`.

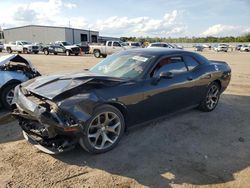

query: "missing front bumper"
(22, 131), (76, 154)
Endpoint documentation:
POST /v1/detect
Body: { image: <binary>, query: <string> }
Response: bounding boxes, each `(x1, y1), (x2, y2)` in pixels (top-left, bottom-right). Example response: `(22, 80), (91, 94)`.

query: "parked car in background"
(213, 44), (229, 52)
(0, 54), (40, 109)
(89, 41), (131, 58)
(4, 41), (39, 54)
(125, 42), (141, 48)
(43, 41), (80, 56)
(240, 44), (250, 52)
(11, 48), (231, 154)
(147, 42), (174, 48)
(235, 44), (243, 51)
(76, 42), (90, 54)
(193, 44), (204, 52)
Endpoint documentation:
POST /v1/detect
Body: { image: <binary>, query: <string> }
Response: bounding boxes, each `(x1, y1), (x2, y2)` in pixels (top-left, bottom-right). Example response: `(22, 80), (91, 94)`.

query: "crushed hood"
(22, 71), (125, 101)
(0, 54), (34, 68)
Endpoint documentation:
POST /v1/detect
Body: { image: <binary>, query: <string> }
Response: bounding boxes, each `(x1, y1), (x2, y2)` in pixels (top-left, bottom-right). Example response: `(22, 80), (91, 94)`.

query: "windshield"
(61, 42), (72, 46)
(90, 53), (155, 79)
(21, 41), (32, 45)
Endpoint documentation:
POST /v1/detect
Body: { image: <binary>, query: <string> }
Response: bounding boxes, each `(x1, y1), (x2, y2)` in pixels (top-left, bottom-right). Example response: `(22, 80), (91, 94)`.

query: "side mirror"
(159, 72), (174, 79)
(152, 72), (173, 85)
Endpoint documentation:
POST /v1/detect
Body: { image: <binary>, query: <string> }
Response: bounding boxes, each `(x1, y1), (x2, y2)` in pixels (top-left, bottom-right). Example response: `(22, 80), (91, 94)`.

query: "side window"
(113, 42), (121, 47)
(107, 42), (112, 46)
(152, 56), (187, 77)
(184, 56), (200, 71)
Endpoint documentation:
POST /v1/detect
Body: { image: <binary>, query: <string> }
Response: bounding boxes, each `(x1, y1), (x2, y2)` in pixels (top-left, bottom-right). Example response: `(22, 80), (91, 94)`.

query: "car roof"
(122, 47), (189, 56)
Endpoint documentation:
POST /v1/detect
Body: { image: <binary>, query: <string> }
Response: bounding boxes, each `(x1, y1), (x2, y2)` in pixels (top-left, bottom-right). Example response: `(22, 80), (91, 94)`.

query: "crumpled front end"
(12, 85), (89, 154)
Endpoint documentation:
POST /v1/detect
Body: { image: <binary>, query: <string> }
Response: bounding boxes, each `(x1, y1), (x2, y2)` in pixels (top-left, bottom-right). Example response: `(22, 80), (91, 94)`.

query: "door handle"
(187, 76), (193, 81)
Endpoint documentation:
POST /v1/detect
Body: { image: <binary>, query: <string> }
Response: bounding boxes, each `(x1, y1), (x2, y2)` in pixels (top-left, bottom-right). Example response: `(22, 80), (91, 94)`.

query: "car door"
(112, 42), (123, 53)
(16, 42), (23, 51)
(141, 55), (196, 121)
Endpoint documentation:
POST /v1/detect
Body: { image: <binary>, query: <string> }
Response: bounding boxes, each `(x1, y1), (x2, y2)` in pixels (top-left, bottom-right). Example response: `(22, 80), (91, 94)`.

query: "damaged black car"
(12, 48), (231, 154)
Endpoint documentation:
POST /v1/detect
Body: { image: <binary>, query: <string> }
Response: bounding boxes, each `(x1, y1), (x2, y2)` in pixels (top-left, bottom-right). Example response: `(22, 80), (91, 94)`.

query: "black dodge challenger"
(11, 48), (231, 154)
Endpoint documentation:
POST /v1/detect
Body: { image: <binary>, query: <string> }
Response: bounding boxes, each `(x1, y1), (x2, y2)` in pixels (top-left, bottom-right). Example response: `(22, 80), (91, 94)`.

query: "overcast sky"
(0, 0), (250, 37)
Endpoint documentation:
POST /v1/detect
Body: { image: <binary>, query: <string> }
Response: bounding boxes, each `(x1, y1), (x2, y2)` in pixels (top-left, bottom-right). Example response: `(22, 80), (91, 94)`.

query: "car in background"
(193, 44), (204, 52)
(76, 42), (90, 54)
(43, 41), (80, 56)
(213, 44), (229, 52)
(240, 44), (250, 52)
(0, 42), (4, 52)
(0, 54), (40, 109)
(147, 42), (174, 48)
(4, 41), (39, 54)
(12, 48), (231, 154)
(125, 42), (141, 48)
(89, 41), (131, 58)
(235, 44), (243, 51)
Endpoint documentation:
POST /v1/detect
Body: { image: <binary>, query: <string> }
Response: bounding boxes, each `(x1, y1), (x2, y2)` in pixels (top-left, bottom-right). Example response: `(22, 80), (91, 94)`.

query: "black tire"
(75, 53), (79, 56)
(93, 49), (101, 58)
(79, 105), (125, 154)
(0, 49), (2, 52)
(23, 48), (28, 54)
(199, 82), (221, 112)
(44, 49), (49, 55)
(102, 54), (107, 58)
(34, 51), (39, 54)
(54, 52), (58, 55)
(7, 47), (12, 54)
(66, 50), (71, 56)
(0, 83), (19, 110)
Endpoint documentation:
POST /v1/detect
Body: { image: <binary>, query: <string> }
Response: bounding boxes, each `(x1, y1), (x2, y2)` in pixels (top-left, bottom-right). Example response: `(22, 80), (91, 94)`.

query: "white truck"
(4, 41), (39, 54)
(213, 44), (229, 52)
(89, 41), (131, 58)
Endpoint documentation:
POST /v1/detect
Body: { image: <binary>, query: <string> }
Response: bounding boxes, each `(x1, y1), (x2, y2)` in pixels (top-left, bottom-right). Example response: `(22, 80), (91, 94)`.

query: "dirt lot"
(0, 50), (250, 188)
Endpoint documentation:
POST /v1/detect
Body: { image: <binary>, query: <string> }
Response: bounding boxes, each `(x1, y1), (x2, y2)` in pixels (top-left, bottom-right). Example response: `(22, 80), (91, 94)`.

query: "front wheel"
(0, 83), (19, 110)
(44, 49), (49, 55)
(79, 105), (125, 154)
(199, 82), (221, 112)
(66, 50), (71, 56)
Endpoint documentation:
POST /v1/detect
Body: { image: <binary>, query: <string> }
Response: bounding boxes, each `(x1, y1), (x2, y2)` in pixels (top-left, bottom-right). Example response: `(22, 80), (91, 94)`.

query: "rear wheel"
(102, 54), (107, 58)
(23, 48), (28, 54)
(7, 47), (12, 54)
(1, 83), (19, 110)
(79, 105), (125, 154)
(54, 52), (58, 55)
(75, 53), (79, 56)
(93, 50), (101, 58)
(199, 82), (220, 112)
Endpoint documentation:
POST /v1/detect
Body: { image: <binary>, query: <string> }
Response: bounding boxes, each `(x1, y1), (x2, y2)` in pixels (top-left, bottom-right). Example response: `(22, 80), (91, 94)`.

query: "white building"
(3, 25), (99, 44)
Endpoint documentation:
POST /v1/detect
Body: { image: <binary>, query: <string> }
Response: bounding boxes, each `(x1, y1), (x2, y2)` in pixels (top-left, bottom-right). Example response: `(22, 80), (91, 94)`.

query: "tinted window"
(113, 42), (121, 47)
(151, 43), (161, 47)
(184, 56), (199, 71)
(107, 42), (112, 46)
(153, 56), (187, 77)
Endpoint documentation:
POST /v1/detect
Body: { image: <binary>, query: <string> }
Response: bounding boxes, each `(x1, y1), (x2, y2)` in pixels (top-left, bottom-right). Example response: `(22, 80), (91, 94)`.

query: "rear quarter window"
(184, 56), (200, 71)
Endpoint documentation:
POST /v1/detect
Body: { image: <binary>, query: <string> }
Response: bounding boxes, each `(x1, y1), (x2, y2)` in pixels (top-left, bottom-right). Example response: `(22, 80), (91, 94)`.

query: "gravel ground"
(0, 50), (250, 188)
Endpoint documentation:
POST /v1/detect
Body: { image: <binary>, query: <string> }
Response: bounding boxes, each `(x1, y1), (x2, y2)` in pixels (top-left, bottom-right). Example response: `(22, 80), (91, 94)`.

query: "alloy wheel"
(87, 111), (122, 150)
(206, 85), (219, 110)
(6, 89), (14, 106)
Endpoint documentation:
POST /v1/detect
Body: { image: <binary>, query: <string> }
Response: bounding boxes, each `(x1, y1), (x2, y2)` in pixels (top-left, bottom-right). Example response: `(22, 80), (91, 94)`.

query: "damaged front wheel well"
(106, 102), (128, 130)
